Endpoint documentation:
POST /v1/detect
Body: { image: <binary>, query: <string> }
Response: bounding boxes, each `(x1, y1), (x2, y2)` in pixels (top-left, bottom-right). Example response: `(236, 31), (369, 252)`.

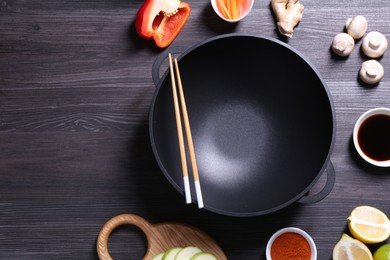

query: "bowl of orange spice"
(266, 227), (317, 260)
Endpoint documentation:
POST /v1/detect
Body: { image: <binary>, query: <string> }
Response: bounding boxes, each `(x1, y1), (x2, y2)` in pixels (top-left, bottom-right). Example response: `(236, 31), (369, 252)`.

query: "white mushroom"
(361, 31), (388, 58)
(359, 60), (384, 84)
(332, 33), (355, 57)
(346, 15), (368, 40)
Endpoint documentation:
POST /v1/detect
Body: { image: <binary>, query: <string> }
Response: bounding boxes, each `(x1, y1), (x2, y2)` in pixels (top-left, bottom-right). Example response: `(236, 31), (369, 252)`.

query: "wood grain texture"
(1, 0), (390, 259)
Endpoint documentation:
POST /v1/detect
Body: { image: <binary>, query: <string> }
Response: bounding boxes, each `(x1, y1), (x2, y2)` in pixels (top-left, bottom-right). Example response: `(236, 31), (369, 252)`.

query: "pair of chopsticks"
(168, 53), (204, 209)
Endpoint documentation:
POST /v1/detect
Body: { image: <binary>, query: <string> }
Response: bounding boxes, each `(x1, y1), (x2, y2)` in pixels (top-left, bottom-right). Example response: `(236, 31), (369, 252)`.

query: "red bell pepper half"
(136, 0), (191, 48)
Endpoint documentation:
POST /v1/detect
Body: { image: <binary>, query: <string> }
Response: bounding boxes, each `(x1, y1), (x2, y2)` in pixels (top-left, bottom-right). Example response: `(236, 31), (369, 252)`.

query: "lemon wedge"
(333, 233), (373, 260)
(348, 206), (390, 244)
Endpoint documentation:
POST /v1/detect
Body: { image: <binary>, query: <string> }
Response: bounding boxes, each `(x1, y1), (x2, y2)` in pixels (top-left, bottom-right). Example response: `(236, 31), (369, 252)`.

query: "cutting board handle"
(96, 214), (152, 260)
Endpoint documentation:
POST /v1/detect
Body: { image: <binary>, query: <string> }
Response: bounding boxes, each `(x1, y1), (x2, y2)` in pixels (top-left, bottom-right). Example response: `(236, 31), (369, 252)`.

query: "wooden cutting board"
(97, 214), (227, 260)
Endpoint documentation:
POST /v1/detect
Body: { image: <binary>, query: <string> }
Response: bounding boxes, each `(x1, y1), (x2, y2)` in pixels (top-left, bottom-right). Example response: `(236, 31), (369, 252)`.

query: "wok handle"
(298, 161), (335, 204)
(152, 46), (187, 87)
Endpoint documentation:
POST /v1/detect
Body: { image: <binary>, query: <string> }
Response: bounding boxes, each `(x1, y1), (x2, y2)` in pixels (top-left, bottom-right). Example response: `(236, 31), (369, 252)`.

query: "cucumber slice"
(162, 247), (182, 260)
(175, 246), (203, 260)
(190, 252), (217, 260)
(152, 252), (164, 260)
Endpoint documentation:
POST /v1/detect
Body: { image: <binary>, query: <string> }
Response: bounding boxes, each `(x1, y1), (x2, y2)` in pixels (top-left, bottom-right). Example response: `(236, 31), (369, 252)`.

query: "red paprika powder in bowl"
(266, 227), (317, 260)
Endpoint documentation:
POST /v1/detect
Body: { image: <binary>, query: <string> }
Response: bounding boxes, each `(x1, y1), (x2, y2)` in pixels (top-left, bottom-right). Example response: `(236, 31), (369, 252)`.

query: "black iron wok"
(149, 34), (336, 217)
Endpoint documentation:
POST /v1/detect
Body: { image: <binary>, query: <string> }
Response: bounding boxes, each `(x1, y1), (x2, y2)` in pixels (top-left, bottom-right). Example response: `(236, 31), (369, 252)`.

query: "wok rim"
(149, 33), (336, 216)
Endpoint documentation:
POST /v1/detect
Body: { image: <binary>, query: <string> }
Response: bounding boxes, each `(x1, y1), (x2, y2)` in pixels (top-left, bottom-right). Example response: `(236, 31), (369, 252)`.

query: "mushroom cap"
(359, 60), (384, 84)
(346, 15), (368, 40)
(332, 33), (355, 57)
(362, 31), (388, 58)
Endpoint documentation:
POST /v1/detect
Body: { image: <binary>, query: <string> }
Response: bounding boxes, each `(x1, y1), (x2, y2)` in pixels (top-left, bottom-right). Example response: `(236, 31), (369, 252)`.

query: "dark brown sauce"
(358, 114), (390, 161)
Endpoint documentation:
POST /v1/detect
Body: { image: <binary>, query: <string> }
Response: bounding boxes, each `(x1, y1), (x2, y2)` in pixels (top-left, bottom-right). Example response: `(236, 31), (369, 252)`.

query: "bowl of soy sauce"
(353, 107), (390, 167)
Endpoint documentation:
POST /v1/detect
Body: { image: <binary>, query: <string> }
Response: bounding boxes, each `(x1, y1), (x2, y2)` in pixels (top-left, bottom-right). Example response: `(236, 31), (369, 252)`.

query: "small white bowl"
(266, 227), (317, 260)
(353, 107), (390, 167)
(210, 0), (254, 23)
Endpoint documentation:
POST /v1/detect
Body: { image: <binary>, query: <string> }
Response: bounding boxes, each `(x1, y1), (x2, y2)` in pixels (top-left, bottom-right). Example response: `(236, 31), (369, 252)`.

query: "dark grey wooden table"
(1, 0), (390, 259)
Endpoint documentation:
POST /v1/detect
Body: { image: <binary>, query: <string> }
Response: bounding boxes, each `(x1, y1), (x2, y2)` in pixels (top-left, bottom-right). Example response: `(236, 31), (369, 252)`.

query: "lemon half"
(348, 206), (390, 244)
(333, 233), (373, 260)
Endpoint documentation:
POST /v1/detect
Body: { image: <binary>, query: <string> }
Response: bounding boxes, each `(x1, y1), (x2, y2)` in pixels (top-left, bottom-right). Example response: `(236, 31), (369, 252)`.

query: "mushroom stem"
(359, 60), (384, 84)
(362, 31), (388, 58)
(332, 33), (355, 57)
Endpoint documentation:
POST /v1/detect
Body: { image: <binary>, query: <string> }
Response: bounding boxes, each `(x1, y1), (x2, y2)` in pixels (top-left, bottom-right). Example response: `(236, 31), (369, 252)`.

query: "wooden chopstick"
(168, 53), (192, 205)
(173, 57), (204, 209)
(168, 53), (204, 209)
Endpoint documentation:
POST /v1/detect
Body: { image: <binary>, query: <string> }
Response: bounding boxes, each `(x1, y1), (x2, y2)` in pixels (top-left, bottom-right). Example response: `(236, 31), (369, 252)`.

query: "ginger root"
(271, 0), (304, 38)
